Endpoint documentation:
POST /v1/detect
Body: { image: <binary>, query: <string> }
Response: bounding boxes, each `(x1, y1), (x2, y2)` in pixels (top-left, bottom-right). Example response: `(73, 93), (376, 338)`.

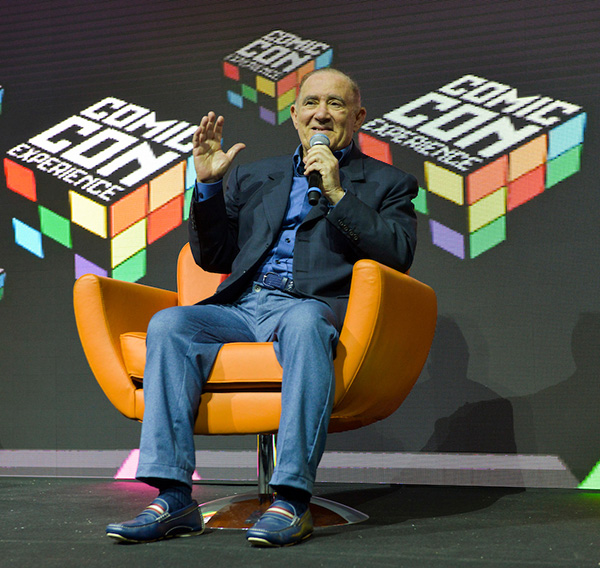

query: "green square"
(414, 186), (428, 215)
(112, 249), (146, 282)
(39, 206), (72, 248)
(0, 287), (4, 301)
(546, 144), (582, 188)
(278, 105), (291, 124)
(469, 215), (506, 259)
(183, 187), (193, 221)
(242, 84), (257, 103)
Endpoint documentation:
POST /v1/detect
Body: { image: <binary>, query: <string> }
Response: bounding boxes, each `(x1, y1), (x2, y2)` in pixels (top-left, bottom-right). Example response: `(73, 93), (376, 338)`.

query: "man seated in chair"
(107, 68), (418, 547)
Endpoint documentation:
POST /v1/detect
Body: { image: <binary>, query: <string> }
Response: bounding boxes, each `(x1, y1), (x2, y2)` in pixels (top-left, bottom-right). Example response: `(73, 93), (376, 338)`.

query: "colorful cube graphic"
(5, 97), (197, 281)
(0, 268), (5, 301)
(222, 30), (333, 125)
(359, 75), (586, 259)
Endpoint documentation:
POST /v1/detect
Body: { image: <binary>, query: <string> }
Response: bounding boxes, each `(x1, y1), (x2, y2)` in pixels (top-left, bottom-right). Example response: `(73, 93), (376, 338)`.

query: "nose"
(314, 100), (330, 121)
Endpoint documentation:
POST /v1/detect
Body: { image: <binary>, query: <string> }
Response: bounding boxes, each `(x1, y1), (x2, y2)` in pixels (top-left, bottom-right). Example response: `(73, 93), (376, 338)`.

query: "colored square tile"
(256, 76), (275, 97)
(468, 186), (506, 233)
(185, 156), (196, 190)
(259, 107), (276, 125)
(75, 254), (108, 279)
(111, 218), (146, 268)
(227, 90), (243, 109)
(315, 49), (333, 68)
(546, 144), (582, 188)
(13, 218), (44, 258)
(430, 219), (465, 259)
(223, 61), (240, 81)
(470, 215), (506, 258)
(110, 184), (147, 237)
(467, 155), (507, 205)
(425, 162), (464, 205)
(509, 134), (547, 182)
(414, 187), (428, 215)
(507, 163), (545, 211)
(277, 87), (296, 112)
(5, 159), (37, 201)
(296, 61), (315, 83)
(112, 249), (146, 282)
(547, 113), (586, 160)
(277, 72), (297, 96)
(358, 132), (393, 165)
(39, 205), (72, 248)
(242, 84), (257, 103)
(69, 190), (108, 238)
(278, 106), (292, 125)
(148, 194), (183, 244)
(149, 161), (184, 212)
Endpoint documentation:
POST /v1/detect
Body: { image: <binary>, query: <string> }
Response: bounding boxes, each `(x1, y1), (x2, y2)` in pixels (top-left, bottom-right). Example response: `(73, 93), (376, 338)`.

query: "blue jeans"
(136, 283), (340, 495)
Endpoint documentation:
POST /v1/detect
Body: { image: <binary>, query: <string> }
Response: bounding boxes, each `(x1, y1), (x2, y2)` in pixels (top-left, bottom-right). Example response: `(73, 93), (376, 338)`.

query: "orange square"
(509, 134), (547, 182)
(110, 184), (148, 237)
(296, 61), (315, 84)
(147, 194), (183, 244)
(4, 159), (37, 201)
(467, 155), (507, 205)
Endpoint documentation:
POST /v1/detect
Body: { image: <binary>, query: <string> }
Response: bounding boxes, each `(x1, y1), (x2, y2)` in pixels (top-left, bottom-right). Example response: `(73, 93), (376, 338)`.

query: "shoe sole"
(247, 531), (313, 548)
(106, 528), (205, 544)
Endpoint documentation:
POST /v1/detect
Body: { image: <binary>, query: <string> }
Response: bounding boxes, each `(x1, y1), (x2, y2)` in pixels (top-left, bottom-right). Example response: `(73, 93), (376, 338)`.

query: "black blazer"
(189, 144), (418, 325)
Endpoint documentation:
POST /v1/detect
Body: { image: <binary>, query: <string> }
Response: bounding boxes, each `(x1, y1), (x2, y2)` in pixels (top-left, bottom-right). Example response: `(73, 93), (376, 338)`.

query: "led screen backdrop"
(0, 0), (599, 488)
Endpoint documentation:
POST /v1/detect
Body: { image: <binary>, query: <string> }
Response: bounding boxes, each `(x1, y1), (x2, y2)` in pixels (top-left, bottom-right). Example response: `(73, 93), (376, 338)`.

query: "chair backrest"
(177, 243), (227, 306)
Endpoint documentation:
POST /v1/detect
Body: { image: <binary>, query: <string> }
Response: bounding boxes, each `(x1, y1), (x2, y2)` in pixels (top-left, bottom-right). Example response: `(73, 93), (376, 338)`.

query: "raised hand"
(192, 111), (245, 183)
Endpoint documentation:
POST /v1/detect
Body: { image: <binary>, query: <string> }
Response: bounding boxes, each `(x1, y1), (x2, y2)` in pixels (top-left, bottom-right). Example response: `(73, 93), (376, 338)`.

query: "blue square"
(547, 113), (586, 160)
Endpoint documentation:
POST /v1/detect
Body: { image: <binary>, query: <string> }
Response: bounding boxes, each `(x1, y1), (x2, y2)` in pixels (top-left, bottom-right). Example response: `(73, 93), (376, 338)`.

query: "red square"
(277, 72), (297, 96)
(147, 194), (183, 244)
(4, 159), (37, 201)
(223, 61), (240, 81)
(507, 164), (545, 211)
(358, 132), (392, 165)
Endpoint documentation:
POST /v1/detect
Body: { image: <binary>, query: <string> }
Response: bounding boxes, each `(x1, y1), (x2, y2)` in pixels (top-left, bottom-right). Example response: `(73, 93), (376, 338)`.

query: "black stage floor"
(2, 478), (600, 567)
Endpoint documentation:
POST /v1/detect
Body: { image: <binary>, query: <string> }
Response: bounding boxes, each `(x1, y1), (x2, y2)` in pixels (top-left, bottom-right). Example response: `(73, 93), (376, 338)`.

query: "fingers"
(194, 111), (223, 147)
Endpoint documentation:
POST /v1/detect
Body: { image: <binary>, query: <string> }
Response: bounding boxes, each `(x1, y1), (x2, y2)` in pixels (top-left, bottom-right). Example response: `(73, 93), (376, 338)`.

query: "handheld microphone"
(307, 133), (330, 206)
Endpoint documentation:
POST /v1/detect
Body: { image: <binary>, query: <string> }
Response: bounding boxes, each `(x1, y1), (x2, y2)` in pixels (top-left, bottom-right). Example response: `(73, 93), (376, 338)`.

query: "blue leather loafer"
(106, 498), (204, 543)
(246, 499), (313, 547)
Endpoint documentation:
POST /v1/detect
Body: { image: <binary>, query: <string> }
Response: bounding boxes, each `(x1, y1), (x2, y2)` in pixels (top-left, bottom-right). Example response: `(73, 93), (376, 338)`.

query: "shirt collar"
(293, 140), (354, 177)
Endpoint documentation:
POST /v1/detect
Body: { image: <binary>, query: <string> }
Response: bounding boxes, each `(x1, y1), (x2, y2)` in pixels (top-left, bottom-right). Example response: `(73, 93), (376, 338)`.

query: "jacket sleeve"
(325, 165), (418, 274)
(188, 166), (242, 274)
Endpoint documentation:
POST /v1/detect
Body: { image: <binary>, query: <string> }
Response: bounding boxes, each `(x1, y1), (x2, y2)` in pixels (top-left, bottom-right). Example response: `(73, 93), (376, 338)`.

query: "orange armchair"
(73, 243), (437, 526)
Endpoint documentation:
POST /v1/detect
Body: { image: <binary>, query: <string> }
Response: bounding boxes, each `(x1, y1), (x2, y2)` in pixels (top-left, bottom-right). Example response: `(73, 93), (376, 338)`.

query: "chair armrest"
(73, 274), (177, 419)
(331, 260), (437, 431)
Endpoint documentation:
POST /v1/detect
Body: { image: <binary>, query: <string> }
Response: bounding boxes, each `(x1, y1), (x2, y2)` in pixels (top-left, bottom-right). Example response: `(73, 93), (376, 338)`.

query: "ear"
(353, 107), (367, 132)
(290, 104), (299, 130)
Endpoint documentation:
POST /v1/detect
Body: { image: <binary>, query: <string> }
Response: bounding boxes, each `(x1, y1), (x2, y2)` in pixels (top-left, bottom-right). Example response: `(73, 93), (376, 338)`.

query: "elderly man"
(106, 68), (418, 547)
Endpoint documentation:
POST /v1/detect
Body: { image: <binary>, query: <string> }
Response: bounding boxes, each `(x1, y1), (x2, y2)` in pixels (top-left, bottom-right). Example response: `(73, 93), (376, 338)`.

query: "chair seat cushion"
(120, 332), (283, 391)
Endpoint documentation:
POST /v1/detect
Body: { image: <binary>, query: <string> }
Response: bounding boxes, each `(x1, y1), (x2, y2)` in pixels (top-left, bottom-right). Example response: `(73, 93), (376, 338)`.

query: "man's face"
(291, 71), (366, 153)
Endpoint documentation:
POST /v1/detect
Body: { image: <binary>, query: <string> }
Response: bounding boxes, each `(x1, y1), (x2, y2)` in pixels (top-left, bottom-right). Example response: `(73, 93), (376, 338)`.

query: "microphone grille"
(309, 133), (330, 147)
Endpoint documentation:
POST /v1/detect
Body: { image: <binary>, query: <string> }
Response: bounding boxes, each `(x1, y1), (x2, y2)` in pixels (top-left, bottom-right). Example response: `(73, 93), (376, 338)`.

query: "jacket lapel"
(261, 163), (293, 235)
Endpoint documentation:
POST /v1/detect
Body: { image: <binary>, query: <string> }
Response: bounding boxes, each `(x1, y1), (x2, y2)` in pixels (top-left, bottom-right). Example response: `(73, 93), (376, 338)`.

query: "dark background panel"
(1, 0), (599, 484)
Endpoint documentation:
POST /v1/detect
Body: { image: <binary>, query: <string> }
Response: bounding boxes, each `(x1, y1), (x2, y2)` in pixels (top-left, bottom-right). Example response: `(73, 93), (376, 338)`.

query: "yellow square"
(69, 191), (107, 238)
(425, 161), (464, 205)
(277, 87), (296, 111)
(149, 161), (185, 212)
(256, 75), (276, 97)
(111, 218), (147, 267)
(469, 186), (506, 233)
